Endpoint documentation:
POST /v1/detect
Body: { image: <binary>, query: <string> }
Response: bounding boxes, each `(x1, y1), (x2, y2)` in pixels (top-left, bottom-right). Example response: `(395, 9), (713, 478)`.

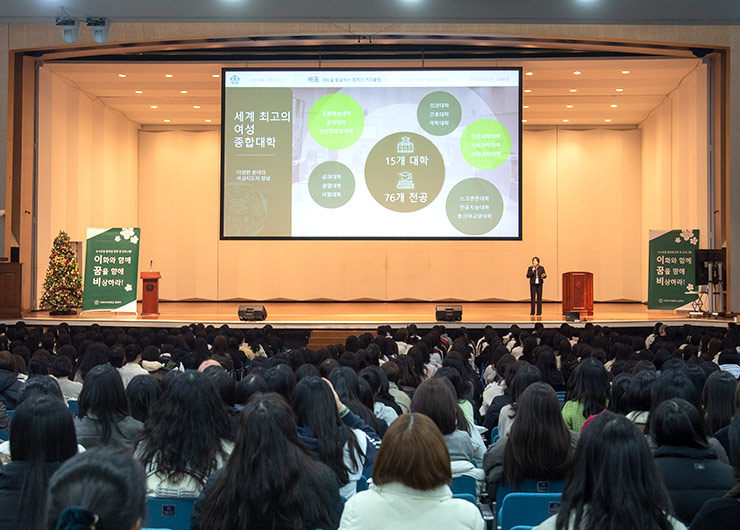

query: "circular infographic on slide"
(417, 91), (462, 136)
(308, 93), (364, 150)
(365, 132), (445, 213)
(460, 119), (512, 170)
(446, 178), (504, 235)
(308, 161), (355, 208)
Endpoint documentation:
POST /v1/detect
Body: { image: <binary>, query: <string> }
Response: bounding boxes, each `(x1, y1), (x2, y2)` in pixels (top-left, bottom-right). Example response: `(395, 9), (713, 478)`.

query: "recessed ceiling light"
(524, 89), (532, 93)
(212, 74), (220, 78)
(522, 119), (527, 123)
(150, 105), (158, 109)
(569, 88), (577, 93)
(562, 119), (570, 123)
(163, 119), (170, 123)
(610, 104), (618, 108)
(566, 105), (574, 109)
(573, 71), (582, 75)
(621, 70), (630, 74)
(135, 90), (143, 94)
(525, 72), (533, 76)
(616, 88), (624, 92)
(164, 74), (174, 78)
(523, 105), (530, 109)
(118, 73), (127, 78)
(193, 105), (201, 109)
(605, 119), (612, 123)
(205, 119), (212, 123)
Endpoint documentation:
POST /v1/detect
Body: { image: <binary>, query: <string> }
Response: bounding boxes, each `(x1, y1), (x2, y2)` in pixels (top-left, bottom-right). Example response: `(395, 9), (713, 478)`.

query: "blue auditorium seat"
(497, 492), (561, 530)
(452, 493), (477, 504)
(450, 475), (477, 497)
(145, 497), (195, 530)
(496, 478), (565, 507)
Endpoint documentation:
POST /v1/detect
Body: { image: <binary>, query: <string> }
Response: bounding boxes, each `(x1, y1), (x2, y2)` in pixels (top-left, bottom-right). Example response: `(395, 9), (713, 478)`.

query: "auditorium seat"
(67, 399), (79, 417)
(495, 478), (565, 507)
(450, 475), (477, 497)
(497, 492), (561, 530)
(452, 493), (477, 504)
(145, 497), (195, 530)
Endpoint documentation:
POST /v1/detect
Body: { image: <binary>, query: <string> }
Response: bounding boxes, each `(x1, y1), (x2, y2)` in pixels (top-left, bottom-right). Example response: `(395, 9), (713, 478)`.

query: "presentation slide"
(221, 68), (521, 239)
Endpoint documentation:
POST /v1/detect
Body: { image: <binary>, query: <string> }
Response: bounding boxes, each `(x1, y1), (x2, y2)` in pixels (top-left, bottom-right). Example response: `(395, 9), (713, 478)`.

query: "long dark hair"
(410, 377), (469, 435)
(10, 395), (78, 530)
(702, 370), (738, 434)
(78, 364), (131, 443)
(125, 374), (162, 423)
(556, 412), (674, 530)
(503, 383), (573, 488)
(650, 398), (708, 449)
(199, 393), (339, 530)
(566, 358), (609, 418)
(328, 367), (382, 433)
(134, 371), (234, 484)
(291, 376), (363, 486)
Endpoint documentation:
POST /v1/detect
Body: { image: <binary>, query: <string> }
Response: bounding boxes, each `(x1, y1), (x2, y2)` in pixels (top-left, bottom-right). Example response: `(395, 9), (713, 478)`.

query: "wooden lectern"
(562, 271), (594, 316)
(0, 263), (22, 319)
(140, 271), (161, 316)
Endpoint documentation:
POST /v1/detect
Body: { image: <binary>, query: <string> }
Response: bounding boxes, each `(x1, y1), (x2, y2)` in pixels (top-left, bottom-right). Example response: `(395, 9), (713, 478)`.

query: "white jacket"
(339, 482), (484, 530)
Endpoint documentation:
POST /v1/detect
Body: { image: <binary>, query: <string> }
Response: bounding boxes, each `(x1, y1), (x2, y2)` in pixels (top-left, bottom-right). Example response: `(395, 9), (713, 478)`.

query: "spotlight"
(55, 16), (80, 44)
(86, 17), (111, 44)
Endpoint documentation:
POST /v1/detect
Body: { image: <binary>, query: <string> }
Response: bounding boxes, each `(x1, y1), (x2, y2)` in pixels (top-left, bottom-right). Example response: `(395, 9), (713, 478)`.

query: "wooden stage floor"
(5, 301), (733, 330)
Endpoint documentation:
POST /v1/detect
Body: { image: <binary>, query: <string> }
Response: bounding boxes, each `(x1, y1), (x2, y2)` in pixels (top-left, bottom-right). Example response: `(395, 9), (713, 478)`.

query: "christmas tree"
(39, 231), (83, 314)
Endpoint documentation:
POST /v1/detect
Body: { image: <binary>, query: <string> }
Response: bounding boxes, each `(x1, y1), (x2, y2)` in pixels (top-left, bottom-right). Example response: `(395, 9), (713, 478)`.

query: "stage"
(2, 301), (733, 330)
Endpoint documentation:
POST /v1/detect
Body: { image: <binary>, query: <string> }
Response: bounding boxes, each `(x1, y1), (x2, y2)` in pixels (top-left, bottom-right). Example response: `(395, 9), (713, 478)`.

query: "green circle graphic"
(308, 93), (364, 150)
(446, 178), (504, 235)
(460, 119), (512, 170)
(417, 91), (462, 136)
(365, 132), (445, 213)
(308, 161), (355, 208)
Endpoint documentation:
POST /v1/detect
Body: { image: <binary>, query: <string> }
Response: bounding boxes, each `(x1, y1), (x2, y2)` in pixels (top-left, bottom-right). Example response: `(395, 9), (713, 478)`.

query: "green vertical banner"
(82, 228), (140, 312)
(222, 87), (293, 237)
(647, 229), (699, 309)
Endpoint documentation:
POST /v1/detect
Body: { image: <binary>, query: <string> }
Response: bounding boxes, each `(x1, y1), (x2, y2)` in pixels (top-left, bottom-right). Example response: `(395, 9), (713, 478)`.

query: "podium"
(562, 271), (593, 316)
(0, 263), (22, 318)
(140, 271), (161, 316)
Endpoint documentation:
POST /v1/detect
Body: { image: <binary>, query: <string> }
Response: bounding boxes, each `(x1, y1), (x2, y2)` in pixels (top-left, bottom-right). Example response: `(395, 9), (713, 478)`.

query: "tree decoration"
(39, 231), (83, 314)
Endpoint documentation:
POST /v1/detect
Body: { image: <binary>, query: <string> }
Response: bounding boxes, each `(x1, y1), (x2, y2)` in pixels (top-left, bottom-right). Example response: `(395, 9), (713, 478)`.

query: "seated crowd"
(1, 320), (740, 529)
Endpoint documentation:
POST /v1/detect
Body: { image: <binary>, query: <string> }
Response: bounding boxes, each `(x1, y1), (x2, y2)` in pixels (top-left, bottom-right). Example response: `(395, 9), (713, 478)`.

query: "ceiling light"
(573, 71), (582, 75)
(525, 72), (533, 76)
(569, 88), (577, 93)
(610, 104), (618, 108)
(562, 119), (569, 123)
(193, 105), (201, 109)
(205, 119), (212, 123)
(135, 90), (143, 94)
(86, 17), (110, 44)
(163, 119), (170, 123)
(55, 15), (80, 44)
(621, 70), (630, 74)
(180, 90), (188, 94)
(523, 105), (529, 109)
(164, 74), (174, 78)
(524, 89), (531, 93)
(212, 74), (220, 78)
(605, 119), (612, 123)
(118, 73), (127, 78)
(616, 88), (624, 92)
(150, 105), (158, 109)
(522, 119), (527, 123)
(566, 105), (574, 109)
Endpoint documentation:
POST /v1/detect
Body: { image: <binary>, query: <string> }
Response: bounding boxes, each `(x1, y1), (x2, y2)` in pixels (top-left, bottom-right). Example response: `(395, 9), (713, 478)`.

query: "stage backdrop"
(34, 63), (708, 305)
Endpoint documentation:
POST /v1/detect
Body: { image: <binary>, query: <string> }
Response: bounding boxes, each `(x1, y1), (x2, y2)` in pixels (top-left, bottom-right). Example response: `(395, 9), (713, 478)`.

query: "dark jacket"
(190, 464), (343, 530)
(0, 370), (22, 410)
(0, 460), (62, 530)
(654, 444), (735, 524)
(690, 496), (740, 530)
(526, 265), (546, 284)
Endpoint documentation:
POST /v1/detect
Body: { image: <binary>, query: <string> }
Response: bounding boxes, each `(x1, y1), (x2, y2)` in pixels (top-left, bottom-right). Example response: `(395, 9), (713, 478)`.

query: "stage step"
(307, 329), (374, 350)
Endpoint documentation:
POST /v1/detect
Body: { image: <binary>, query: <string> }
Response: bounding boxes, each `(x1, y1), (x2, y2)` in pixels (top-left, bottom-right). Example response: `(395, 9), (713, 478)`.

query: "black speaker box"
(238, 304), (267, 321)
(436, 304), (463, 322)
(564, 311), (580, 322)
